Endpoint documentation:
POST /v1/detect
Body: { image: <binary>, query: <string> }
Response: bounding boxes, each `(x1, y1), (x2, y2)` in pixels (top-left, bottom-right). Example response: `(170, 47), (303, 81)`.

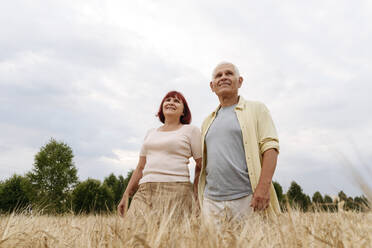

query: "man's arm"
(250, 148), (278, 211)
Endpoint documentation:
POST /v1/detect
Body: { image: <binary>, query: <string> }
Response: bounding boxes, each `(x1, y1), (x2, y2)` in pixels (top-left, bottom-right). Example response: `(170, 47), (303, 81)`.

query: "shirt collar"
(212, 95), (245, 116)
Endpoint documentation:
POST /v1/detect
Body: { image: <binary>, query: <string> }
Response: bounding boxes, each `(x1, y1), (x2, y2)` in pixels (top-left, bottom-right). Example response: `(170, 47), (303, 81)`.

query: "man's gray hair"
(212, 61), (240, 79)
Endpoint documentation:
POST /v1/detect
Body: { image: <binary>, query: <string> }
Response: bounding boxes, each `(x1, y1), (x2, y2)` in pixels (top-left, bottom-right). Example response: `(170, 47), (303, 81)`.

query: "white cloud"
(1, 0), (371, 196)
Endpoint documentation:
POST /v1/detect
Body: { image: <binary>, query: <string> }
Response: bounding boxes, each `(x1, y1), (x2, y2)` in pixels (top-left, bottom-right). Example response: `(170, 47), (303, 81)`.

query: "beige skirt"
(124, 182), (194, 226)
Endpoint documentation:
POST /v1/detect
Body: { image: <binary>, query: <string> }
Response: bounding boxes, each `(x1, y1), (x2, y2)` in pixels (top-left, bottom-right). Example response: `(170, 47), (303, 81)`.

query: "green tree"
(338, 191), (347, 202)
(0, 175), (34, 213)
(72, 179), (114, 214)
(287, 181), (311, 211)
(273, 181), (283, 202)
(354, 196), (369, 212)
(103, 173), (126, 205)
(323, 194), (336, 212)
(27, 138), (78, 213)
(103, 170), (133, 206)
(324, 195), (333, 203)
(273, 181), (286, 211)
(312, 191), (324, 204)
(124, 170), (133, 185)
(304, 195), (311, 211)
(345, 196), (356, 211)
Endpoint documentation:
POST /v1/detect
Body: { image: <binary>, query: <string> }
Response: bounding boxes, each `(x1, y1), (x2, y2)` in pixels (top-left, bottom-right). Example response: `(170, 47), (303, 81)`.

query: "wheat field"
(0, 207), (371, 248)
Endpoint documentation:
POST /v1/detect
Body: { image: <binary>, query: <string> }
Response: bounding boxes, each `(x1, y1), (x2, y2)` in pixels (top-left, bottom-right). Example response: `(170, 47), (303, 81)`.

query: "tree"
(72, 179), (114, 214)
(324, 195), (333, 204)
(312, 191), (324, 204)
(354, 196), (369, 212)
(287, 181), (311, 211)
(305, 195), (311, 211)
(27, 138), (78, 213)
(103, 173), (127, 205)
(273, 181), (286, 211)
(338, 191), (347, 202)
(345, 196), (356, 211)
(323, 194), (336, 212)
(103, 171), (134, 206)
(273, 181), (283, 202)
(0, 175), (34, 213)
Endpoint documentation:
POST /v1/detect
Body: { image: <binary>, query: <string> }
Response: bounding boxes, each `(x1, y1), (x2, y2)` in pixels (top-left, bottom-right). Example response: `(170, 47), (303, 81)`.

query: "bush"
(0, 175), (34, 213)
(72, 179), (114, 214)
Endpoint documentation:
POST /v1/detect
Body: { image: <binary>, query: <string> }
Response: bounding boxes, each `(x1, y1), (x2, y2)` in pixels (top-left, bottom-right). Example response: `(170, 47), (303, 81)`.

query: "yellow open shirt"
(198, 96), (281, 217)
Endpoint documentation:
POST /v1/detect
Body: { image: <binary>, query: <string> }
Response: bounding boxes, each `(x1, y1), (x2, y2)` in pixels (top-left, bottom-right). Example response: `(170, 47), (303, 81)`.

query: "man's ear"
(210, 81), (214, 92)
(238, 77), (243, 88)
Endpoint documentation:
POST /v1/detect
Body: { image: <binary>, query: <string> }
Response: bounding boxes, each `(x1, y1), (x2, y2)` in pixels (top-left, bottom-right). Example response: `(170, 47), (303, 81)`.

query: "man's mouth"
(218, 80), (231, 87)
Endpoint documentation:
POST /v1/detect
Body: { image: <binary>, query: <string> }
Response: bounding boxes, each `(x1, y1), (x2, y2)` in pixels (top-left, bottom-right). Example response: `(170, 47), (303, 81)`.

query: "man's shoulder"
(240, 98), (267, 110)
(201, 111), (215, 131)
(201, 114), (212, 126)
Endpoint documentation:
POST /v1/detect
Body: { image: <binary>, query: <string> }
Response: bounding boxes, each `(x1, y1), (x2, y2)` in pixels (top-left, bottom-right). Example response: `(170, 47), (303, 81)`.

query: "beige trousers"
(202, 195), (253, 222)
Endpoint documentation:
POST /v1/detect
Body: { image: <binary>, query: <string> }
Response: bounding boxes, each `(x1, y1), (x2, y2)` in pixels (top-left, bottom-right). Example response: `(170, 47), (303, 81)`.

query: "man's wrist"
(258, 179), (272, 186)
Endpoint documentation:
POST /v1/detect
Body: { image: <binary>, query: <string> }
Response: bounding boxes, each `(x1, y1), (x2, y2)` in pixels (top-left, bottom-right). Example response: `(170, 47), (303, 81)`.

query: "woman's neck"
(160, 117), (182, 131)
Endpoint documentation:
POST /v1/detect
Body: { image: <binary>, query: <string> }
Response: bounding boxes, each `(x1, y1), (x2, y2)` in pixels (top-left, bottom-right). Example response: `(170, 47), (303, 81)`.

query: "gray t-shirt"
(204, 104), (252, 201)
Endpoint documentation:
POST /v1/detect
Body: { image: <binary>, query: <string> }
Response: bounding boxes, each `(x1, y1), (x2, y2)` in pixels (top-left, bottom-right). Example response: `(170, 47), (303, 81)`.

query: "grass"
(0, 206), (371, 248)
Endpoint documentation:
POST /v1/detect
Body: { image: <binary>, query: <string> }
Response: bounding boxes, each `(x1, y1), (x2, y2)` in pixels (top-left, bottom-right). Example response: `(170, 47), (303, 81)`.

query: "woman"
(117, 91), (202, 221)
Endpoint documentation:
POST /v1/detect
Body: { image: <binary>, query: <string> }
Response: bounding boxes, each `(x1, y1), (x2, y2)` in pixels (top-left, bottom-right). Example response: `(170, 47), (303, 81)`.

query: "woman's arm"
(193, 158), (202, 201)
(117, 156), (146, 217)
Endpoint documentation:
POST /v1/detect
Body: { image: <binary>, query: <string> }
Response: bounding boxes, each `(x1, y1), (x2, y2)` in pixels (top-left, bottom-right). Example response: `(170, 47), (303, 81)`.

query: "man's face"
(210, 64), (243, 97)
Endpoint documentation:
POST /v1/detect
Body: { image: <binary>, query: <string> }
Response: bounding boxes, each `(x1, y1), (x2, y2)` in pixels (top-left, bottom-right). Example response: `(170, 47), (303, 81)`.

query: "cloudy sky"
(1, 0), (371, 197)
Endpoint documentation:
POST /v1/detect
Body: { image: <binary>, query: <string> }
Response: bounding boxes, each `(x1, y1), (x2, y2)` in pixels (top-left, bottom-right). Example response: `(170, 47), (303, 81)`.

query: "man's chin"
(216, 89), (234, 97)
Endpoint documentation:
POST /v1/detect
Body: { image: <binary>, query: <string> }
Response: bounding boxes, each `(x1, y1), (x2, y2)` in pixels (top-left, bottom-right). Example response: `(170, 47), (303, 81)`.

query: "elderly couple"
(117, 62), (280, 223)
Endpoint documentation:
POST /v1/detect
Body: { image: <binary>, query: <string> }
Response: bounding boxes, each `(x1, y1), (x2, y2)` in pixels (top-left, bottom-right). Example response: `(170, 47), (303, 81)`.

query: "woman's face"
(162, 96), (184, 120)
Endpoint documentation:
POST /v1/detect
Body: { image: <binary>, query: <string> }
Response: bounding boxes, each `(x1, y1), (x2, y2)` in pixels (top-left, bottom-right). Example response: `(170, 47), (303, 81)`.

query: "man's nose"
(221, 74), (227, 81)
(221, 73), (229, 80)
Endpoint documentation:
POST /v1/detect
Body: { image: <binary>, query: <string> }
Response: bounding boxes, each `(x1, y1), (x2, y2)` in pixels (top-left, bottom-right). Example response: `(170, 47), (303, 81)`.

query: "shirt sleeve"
(257, 103), (280, 154)
(189, 125), (202, 160)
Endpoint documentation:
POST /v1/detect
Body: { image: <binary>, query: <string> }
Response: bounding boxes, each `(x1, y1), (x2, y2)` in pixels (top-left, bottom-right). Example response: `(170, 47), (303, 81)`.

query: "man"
(196, 62), (280, 220)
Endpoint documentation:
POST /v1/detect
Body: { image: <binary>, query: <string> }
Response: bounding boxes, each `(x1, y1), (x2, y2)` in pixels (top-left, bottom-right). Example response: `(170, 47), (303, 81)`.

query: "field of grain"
(0, 207), (371, 248)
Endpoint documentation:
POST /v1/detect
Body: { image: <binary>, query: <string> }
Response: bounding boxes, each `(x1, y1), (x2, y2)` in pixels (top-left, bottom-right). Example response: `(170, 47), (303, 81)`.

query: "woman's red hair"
(157, 91), (192, 124)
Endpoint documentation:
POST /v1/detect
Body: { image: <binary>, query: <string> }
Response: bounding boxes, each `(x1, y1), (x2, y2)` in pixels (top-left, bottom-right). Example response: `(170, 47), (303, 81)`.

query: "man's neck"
(218, 94), (239, 107)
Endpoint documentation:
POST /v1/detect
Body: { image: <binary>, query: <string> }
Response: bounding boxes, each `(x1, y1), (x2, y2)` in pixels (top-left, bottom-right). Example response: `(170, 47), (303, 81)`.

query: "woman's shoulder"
(181, 124), (201, 135)
(147, 127), (157, 133)
(143, 127), (157, 138)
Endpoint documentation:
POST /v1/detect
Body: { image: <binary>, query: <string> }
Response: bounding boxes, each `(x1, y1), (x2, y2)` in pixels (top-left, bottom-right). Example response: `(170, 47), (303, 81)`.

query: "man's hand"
(117, 193), (129, 217)
(250, 148), (278, 211)
(250, 182), (270, 211)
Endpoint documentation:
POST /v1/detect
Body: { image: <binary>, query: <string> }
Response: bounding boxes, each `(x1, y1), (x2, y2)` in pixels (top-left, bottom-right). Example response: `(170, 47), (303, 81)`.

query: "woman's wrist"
(123, 191), (131, 198)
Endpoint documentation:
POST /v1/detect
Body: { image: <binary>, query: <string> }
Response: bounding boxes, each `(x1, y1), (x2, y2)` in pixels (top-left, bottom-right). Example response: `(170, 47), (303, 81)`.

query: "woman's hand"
(117, 193), (129, 217)
(193, 158), (202, 209)
(117, 156), (146, 217)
